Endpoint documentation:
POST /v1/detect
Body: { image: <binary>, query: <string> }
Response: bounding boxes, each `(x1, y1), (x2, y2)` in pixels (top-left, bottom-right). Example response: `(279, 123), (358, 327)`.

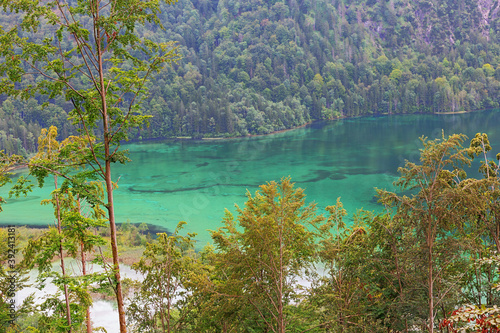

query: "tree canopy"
(3, 0), (500, 154)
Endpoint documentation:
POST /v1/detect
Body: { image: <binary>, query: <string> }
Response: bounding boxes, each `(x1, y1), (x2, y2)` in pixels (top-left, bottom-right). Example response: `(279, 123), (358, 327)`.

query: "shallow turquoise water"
(2, 111), (499, 244)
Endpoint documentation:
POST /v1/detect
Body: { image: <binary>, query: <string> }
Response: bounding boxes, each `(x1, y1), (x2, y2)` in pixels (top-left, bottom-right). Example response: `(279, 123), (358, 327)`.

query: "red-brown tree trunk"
(97, 18), (126, 330)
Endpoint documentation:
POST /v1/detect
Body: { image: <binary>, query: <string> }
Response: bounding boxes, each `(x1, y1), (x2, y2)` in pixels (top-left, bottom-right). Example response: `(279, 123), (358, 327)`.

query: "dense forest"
(3, 0), (500, 154)
(3, 0), (500, 332)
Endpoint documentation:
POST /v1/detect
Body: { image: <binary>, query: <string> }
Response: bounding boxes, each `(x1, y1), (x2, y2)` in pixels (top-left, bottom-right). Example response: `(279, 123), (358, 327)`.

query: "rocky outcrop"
(357, 0), (500, 50)
(477, 0), (500, 39)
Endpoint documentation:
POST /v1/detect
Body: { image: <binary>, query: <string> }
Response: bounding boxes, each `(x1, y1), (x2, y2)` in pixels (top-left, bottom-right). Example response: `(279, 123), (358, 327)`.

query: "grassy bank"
(1, 222), (160, 267)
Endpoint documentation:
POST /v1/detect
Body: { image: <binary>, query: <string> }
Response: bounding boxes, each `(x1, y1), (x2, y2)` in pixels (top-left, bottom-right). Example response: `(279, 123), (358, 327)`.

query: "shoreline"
(184, 120), (316, 141)
(433, 110), (470, 115)
(0, 224), (152, 266)
(243, 120), (315, 138)
(136, 108), (493, 144)
(0, 222), (169, 237)
(138, 119), (328, 144)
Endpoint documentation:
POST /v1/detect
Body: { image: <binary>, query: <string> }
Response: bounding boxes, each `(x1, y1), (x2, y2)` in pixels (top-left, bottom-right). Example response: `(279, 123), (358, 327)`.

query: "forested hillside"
(4, 1), (500, 331)
(3, 0), (500, 154)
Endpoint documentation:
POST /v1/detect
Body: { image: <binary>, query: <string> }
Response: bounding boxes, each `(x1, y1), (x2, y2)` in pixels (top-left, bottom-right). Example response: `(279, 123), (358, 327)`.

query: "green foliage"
(127, 221), (207, 332)
(5, 131), (500, 332)
(206, 177), (325, 332)
(306, 203), (385, 332)
(0, 227), (34, 332)
(376, 133), (500, 332)
(20, 184), (110, 333)
(0, 0), (182, 330)
(4, 0), (500, 150)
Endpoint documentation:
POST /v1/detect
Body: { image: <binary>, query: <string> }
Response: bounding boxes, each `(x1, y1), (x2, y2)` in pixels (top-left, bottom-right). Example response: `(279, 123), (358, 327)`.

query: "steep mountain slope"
(2, 0), (500, 153)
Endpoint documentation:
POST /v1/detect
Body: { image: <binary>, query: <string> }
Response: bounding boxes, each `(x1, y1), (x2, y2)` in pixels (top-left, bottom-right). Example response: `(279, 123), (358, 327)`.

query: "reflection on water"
(2, 110), (499, 244)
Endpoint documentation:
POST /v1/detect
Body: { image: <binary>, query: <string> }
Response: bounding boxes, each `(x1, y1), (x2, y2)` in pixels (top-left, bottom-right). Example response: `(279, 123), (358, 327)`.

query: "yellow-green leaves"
(207, 177), (326, 332)
(128, 221), (204, 332)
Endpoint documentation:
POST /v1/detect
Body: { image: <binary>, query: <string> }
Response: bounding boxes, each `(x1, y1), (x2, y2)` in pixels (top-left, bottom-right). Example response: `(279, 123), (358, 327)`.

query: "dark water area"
(2, 110), (499, 244)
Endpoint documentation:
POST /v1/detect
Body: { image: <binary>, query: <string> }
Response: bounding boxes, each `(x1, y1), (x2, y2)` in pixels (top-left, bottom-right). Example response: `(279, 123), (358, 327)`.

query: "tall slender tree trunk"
(96, 9), (126, 330)
(428, 238), (434, 333)
(278, 219), (284, 333)
(96, 41), (126, 333)
(82, 240), (92, 333)
(166, 256), (172, 333)
(495, 208), (500, 253)
(78, 197), (92, 333)
(105, 158), (126, 332)
(55, 175), (72, 332)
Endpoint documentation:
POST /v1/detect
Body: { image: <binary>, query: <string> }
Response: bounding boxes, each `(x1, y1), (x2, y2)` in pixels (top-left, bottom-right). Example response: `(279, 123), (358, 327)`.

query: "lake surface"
(2, 110), (500, 244)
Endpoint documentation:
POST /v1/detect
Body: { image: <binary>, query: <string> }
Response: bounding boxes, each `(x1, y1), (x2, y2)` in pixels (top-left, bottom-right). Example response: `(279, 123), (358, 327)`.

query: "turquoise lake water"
(2, 111), (499, 244)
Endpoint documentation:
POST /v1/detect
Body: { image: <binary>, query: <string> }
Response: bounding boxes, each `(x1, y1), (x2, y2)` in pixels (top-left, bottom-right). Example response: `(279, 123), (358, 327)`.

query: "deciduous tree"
(0, 1), (180, 331)
(377, 133), (477, 332)
(208, 177), (325, 333)
(127, 221), (206, 333)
